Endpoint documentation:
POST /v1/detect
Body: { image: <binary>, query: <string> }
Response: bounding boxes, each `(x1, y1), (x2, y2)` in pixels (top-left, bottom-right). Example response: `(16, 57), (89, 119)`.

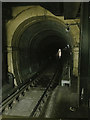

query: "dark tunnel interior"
(12, 16), (72, 85)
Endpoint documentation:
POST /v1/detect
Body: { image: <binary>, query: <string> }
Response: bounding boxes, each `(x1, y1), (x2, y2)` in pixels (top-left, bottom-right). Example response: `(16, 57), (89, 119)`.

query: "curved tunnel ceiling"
(12, 16), (73, 85)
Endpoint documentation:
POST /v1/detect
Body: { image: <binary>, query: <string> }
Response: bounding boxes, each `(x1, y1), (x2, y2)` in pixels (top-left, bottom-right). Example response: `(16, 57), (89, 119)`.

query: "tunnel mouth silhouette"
(12, 16), (73, 85)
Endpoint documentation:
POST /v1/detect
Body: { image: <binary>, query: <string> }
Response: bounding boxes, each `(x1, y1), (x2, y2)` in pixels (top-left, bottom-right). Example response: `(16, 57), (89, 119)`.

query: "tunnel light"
(67, 44), (70, 48)
(58, 49), (61, 58)
(70, 107), (76, 112)
(66, 26), (70, 32)
(81, 88), (84, 100)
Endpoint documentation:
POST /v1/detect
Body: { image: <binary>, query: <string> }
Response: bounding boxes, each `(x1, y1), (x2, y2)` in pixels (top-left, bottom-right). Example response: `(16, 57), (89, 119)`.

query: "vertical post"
(0, 2), (2, 88)
(0, 1), (2, 117)
(80, 2), (89, 105)
(88, 2), (90, 110)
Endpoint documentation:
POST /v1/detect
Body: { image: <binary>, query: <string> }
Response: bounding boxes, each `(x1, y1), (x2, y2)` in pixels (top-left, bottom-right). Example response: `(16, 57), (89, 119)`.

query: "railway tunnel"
(1, 2), (90, 119)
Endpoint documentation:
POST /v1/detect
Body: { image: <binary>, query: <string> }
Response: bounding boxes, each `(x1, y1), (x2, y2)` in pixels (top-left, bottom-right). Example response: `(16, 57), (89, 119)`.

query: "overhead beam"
(64, 2), (80, 19)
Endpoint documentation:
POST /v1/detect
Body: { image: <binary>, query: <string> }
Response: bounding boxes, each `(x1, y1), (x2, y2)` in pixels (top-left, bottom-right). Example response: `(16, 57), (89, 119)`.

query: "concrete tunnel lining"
(11, 16), (73, 85)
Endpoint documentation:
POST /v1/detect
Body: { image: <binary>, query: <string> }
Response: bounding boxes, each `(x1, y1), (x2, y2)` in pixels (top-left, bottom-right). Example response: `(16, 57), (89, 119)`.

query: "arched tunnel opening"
(12, 16), (72, 85)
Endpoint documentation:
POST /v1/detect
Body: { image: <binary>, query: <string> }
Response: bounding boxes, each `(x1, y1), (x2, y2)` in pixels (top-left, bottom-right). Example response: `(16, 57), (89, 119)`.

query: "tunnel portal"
(12, 15), (73, 85)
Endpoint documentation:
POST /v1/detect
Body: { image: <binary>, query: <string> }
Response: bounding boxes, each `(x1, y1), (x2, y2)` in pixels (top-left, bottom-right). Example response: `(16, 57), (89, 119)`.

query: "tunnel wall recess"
(6, 6), (80, 86)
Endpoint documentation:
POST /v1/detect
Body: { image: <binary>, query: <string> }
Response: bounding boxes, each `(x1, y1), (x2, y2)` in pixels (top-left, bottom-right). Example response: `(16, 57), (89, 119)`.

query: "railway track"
(1, 65), (59, 117)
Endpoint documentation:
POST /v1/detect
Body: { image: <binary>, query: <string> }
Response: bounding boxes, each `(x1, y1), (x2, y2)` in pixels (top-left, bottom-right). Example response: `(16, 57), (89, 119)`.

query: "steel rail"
(30, 69), (59, 117)
(1, 71), (42, 112)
